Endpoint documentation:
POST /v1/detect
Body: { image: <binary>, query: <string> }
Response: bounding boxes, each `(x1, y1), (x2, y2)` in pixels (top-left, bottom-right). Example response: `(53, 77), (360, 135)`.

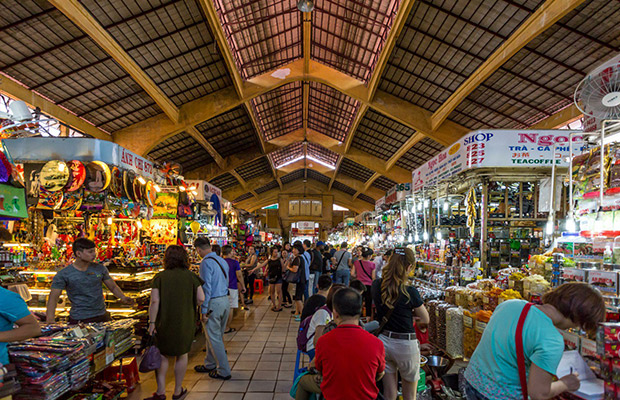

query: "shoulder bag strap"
(335, 252), (346, 269)
(374, 305), (396, 337)
(358, 261), (373, 281)
(516, 302), (533, 400)
(207, 256), (228, 280)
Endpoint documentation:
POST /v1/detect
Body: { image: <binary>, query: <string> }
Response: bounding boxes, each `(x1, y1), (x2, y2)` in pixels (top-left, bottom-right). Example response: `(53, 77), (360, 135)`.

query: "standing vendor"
(46, 238), (134, 324)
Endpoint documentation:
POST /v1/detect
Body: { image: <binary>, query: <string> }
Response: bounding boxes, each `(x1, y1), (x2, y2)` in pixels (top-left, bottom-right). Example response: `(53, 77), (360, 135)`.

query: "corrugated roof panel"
(338, 158), (375, 182)
(308, 82), (359, 142)
(210, 172), (239, 190)
(148, 131), (214, 173)
(235, 156), (272, 181)
(195, 106), (261, 157)
(251, 81), (303, 141)
(332, 180), (357, 196)
(352, 109), (416, 161)
(213, 0), (301, 79)
(312, 0), (400, 82)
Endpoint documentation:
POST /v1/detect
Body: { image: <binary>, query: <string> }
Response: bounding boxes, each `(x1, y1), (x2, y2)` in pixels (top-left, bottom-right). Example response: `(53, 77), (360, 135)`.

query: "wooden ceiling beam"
(114, 59), (470, 157)
(430, 0), (586, 131)
(229, 170), (258, 199)
(352, 171), (381, 200)
(197, 0), (244, 98)
(0, 74), (110, 140)
(385, 132), (425, 170)
(186, 127), (225, 168)
(303, 12), (311, 75)
(366, 0), (417, 102)
(49, 0), (179, 122)
(530, 104), (582, 129)
(234, 180), (371, 213)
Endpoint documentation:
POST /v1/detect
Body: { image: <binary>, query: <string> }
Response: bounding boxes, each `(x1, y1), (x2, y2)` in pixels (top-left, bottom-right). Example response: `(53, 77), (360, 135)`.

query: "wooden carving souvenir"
(37, 188), (63, 210)
(145, 181), (157, 207)
(84, 161), (111, 193)
(59, 189), (83, 211)
(133, 176), (143, 202)
(109, 167), (123, 197)
(40, 160), (70, 192)
(124, 171), (136, 201)
(65, 160), (86, 192)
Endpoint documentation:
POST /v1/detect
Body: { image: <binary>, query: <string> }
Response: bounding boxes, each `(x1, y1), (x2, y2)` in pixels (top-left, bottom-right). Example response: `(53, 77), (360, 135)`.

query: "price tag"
(475, 320), (487, 334)
(463, 315), (473, 328)
(483, 296), (489, 304)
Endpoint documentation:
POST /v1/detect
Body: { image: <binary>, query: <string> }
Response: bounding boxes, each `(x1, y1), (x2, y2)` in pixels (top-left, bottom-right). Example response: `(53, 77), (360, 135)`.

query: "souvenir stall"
(185, 180), (228, 246)
(0, 138), (151, 400)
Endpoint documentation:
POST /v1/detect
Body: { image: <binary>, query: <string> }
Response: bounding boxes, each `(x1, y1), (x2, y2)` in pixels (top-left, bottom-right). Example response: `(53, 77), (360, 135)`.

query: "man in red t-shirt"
(295, 287), (385, 400)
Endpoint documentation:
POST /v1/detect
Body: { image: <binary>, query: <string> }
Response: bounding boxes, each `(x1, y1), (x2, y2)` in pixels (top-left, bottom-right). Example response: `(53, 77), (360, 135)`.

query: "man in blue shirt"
(297, 240), (312, 301)
(193, 238), (231, 380)
(0, 287), (41, 366)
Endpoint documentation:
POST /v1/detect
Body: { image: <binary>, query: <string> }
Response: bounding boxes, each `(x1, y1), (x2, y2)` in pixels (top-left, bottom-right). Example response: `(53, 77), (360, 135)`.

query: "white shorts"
(228, 289), (239, 309)
(379, 335), (420, 382)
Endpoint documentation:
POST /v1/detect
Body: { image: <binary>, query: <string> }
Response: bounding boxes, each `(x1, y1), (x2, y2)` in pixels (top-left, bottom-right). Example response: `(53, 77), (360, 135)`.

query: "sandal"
(272, 307), (283, 312)
(144, 393), (166, 400)
(224, 328), (236, 334)
(208, 370), (231, 380)
(283, 303), (292, 308)
(194, 365), (216, 373)
(172, 388), (188, 400)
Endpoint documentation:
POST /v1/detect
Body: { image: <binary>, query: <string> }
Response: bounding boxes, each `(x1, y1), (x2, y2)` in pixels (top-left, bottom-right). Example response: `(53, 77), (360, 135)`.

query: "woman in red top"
(351, 247), (376, 317)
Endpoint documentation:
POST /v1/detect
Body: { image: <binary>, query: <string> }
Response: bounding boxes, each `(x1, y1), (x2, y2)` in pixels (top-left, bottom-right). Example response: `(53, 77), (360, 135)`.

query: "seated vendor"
(46, 238), (134, 324)
(0, 286), (41, 367)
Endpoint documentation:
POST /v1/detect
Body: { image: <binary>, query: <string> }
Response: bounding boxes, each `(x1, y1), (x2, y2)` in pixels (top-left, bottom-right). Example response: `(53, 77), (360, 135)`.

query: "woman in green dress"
(146, 245), (204, 400)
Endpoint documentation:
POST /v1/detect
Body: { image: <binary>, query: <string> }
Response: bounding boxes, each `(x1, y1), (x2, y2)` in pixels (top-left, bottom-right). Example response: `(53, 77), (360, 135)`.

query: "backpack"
(297, 305), (331, 352)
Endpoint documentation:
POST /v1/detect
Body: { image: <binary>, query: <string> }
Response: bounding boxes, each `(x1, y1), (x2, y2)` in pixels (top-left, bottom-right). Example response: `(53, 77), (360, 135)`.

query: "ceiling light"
(138, 176), (146, 185)
(307, 155), (335, 170)
(297, 0), (314, 12)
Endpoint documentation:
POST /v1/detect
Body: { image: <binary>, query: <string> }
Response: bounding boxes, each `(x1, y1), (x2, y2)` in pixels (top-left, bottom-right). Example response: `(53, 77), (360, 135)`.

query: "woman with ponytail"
(371, 247), (429, 400)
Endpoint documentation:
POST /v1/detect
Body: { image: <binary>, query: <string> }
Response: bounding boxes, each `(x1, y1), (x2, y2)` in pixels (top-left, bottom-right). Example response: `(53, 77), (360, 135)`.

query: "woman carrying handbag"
(371, 247), (429, 400)
(145, 246), (204, 400)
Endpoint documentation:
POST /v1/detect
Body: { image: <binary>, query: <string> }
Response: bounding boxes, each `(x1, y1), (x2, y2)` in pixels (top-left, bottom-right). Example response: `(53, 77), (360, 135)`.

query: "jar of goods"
(427, 300), (439, 345)
(463, 310), (476, 359)
(508, 272), (525, 296)
(455, 287), (469, 308)
(446, 307), (463, 358)
(437, 303), (452, 350)
(474, 310), (492, 348)
(483, 288), (503, 311)
(468, 289), (484, 312)
(445, 286), (458, 305)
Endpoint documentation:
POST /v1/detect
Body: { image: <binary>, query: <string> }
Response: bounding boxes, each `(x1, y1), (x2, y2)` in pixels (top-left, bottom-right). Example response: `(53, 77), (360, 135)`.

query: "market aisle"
(129, 292), (299, 400)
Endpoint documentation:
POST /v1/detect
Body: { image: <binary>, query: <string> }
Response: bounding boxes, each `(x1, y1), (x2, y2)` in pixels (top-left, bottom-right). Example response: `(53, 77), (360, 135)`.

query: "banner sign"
(375, 196), (385, 211)
(4, 138), (155, 179)
(0, 184), (27, 219)
(412, 130), (583, 191)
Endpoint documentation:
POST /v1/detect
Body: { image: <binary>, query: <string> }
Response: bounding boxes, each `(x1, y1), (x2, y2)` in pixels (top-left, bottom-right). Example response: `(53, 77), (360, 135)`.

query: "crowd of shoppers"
(16, 235), (604, 400)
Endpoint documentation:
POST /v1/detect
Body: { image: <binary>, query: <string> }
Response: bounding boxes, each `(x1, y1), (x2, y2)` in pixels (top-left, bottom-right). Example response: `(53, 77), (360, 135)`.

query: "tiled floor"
(128, 293), (299, 400)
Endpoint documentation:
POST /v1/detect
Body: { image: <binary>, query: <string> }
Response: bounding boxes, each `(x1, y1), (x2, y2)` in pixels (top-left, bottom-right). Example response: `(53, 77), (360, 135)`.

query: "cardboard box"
(560, 330), (581, 351)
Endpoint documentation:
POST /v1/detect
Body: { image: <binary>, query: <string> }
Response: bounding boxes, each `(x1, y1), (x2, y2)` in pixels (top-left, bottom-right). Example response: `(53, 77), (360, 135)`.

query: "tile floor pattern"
(128, 293), (300, 400)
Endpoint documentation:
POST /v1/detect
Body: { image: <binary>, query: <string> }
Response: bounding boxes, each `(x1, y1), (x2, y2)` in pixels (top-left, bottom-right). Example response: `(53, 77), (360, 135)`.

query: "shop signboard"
(186, 180), (223, 224)
(3, 138), (155, 179)
(297, 221), (314, 235)
(411, 130), (583, 191)
(375, 196), (385, 211)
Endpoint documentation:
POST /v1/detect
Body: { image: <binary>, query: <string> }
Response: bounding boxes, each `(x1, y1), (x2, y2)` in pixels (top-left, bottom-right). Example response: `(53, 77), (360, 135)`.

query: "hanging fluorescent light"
(408, 234), (413, 242)
(423, 231), (429, 241)
(424, 199), (430, 208)
(107, 217), (113, 225)
(297, 0), (314, 12)
(138, 176), (146, 185)
(436, 231), (442, 241)
(545, 217), (554, 236)
(565, 216), (577, 233)
(414, 233), (420, 242)
(278, 156), (304, 168)
(417, 202), (422, 211)
(443, 201), (449, 212)
(154, 184), (161, 192)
